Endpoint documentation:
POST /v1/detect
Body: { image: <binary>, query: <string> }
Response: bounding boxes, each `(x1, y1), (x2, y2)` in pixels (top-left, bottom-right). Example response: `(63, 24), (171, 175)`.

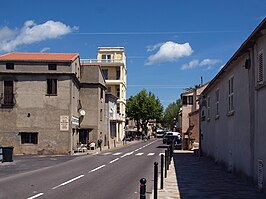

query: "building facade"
(0, 53), (80, 155)
(180, 84), (207, 149)
(81, 47), (127, 141)
(200, 18), (266, 190)
(79, 64), (107, 147)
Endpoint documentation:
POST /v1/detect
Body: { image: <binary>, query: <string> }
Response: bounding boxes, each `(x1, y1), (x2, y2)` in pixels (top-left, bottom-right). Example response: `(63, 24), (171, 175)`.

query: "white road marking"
(52, 175), (84, 189)
(147, 153), (155, 156)
(121, 152), (134, 158)
(134, 149), (139, 152)
(102, 152), (112, 155)
(109, 158), (119, 164)
(89, 165), (106, 173)
(135, 153), (144, 156)
(27, 193), (44, 199)
(113, 152), (122, 156)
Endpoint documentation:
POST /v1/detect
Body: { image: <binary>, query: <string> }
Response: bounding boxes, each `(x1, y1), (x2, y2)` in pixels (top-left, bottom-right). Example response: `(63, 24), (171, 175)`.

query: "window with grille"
(47, 79), (57, 95)
(188, 96), (193, 105)
(228, 76), (234, 111)
(21, 132), (38, 144)
(258, 50), (264, 84)
(3, 81), (14, 105)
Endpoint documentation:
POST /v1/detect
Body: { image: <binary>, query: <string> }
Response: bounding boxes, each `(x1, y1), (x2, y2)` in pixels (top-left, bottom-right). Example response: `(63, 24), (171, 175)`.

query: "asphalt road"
(0, 139), (166, 199)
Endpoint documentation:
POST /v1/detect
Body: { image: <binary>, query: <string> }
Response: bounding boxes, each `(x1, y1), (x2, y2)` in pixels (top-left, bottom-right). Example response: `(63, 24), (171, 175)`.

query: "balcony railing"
(80, 59), (124, 65)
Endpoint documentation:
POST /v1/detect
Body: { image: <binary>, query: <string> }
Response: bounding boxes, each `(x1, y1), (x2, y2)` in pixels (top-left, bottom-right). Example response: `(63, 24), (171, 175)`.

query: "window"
(116, 88), (120, 98)
(102, 69), (108, 80)
(207, 96), (211, 120)
(107, 87), (111, 93)
(100, 88), (104, 99)
(6, 63), (14, 70)
(48, 64), (57, 70)
(258, 50), (264, 84)
(216, 89), (219, 116)
(228, 76), (234, 111)
(182, 96), (187, 105)
(21, 132), (38, 144)
(47, 79), (57, 95)
(102, 54), (111, 62)
(3, 81), (14, 105)
(100, 109), (103, 121)
(116, 69), (120, 80)
(188, 96), (193, 105)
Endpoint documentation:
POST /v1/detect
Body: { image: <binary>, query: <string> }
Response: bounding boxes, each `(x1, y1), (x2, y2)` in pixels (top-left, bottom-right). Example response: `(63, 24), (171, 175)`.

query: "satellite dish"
(79, 109), (86, 116)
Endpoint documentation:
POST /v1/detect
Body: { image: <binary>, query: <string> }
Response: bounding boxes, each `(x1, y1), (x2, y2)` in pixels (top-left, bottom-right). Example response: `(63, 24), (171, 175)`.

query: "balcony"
(80, 59), (125, 66)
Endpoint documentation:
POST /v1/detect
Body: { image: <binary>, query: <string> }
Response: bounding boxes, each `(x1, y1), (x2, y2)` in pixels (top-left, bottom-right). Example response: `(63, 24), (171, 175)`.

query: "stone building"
(0, 52), (80, 155)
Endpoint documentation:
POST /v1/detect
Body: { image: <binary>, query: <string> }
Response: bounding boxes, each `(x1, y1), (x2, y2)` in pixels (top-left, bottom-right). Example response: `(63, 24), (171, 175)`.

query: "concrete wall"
(201, 53), (252, 179)
(79, 65), (106, 144)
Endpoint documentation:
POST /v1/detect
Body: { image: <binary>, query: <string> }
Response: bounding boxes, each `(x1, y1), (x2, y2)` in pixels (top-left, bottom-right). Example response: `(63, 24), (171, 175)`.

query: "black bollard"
(161, 154), (164, 189)
(165, 149), (168, 177)
(154, 162), (158, 199)
(140, 178), (146, 199)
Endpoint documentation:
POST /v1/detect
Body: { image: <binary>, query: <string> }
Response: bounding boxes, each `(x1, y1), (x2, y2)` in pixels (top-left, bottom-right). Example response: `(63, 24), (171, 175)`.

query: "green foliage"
(163, 99), (181, 129)
(126, 89), (164, 133)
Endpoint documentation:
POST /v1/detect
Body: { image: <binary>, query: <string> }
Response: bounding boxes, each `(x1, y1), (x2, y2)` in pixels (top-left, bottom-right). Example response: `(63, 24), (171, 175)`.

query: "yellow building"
(81, 47), (127, 141)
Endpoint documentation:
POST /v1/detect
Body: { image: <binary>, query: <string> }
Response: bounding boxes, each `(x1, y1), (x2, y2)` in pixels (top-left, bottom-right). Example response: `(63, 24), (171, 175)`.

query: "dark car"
(163, 132), (182, 149)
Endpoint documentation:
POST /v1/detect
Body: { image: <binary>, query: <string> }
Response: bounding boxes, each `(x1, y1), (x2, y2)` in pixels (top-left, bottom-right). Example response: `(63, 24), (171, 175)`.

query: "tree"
(163, 99), (182, 130)
(126, 89), (164, 134)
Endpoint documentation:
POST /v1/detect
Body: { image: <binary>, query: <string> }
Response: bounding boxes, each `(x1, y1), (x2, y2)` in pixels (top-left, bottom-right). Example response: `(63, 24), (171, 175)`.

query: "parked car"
(163, 131), (182, 149)
(156, 129), (166, 138)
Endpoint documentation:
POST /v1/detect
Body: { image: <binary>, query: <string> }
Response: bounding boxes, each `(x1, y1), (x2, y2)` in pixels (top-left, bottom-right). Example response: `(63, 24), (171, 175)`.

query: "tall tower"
(97, 47), (127, 141)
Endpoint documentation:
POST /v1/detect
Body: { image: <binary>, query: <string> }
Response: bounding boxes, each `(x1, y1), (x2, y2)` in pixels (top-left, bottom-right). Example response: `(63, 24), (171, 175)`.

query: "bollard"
(154, 162), (158, 199)
(140, 178), (146, 199)
(167, 149), (170, 170)
(161, 154), (164, 189)
(169, 145), (171, 165)
(165, 149), (169, 174)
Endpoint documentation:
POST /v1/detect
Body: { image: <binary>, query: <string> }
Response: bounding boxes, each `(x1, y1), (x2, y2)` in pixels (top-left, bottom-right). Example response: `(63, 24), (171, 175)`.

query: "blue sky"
(0, 0), (265, 108)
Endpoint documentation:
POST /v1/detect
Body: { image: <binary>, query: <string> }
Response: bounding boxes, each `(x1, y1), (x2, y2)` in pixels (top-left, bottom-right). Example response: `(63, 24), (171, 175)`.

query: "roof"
(0, 52), (79, 62)
(202, 17), (266, 96)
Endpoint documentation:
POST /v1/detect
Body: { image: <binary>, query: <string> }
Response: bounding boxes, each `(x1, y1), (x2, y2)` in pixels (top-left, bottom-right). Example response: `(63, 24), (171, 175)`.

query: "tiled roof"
(0, 52), (79, 62)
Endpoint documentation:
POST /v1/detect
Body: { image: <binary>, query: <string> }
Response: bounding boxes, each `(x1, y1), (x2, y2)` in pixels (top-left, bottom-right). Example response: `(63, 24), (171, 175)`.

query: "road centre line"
(27, 193), (44, 199)
(52, 175), (84, 189)
(89, 165), (106, 173)
(113, 152), (122, 156)
(147, 153), (155, 156)
(109, 158), (119, 164)
(136, 153), (143, 156)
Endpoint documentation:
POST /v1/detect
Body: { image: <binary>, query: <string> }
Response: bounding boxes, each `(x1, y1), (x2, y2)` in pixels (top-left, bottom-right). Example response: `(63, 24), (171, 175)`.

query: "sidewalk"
(156, 150), (266, 199)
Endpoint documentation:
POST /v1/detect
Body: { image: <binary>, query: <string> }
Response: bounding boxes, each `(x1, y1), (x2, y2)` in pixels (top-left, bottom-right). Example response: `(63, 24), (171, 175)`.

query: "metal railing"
(80, 59), (124, 64)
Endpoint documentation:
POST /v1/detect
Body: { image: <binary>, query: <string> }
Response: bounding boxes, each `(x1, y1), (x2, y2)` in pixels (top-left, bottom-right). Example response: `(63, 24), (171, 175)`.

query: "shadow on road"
(173, 151), (266, 199)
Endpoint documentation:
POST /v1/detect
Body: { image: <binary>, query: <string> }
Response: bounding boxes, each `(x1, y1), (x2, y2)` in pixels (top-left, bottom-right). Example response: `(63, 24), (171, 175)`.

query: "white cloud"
(0, 26), (16, 41)
(181, 60), (199, 70)
(147, 43), (163, 52)
(181, 59), (220, 70)
(40, 47), (50, 53)
(145, 41), (193, 65)
(199, 59), (219, 66)
(0, 20), (78, 52)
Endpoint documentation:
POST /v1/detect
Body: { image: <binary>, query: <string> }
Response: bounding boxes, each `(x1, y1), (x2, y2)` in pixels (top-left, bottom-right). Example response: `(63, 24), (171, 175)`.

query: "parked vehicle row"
(162, 131), (182, 149)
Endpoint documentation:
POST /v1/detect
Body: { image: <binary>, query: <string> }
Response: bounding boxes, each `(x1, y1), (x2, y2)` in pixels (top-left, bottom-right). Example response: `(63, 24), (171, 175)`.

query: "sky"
(0, 0), (265, 108)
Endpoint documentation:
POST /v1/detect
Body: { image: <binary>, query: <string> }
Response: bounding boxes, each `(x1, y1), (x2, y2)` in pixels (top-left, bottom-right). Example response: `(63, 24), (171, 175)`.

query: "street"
(0, 139), (164, 199)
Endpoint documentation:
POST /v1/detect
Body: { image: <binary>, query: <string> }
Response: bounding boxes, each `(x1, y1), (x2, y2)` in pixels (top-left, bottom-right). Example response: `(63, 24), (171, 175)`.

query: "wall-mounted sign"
(60, 115), (69, 131)
(72, 116), (79, 125)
